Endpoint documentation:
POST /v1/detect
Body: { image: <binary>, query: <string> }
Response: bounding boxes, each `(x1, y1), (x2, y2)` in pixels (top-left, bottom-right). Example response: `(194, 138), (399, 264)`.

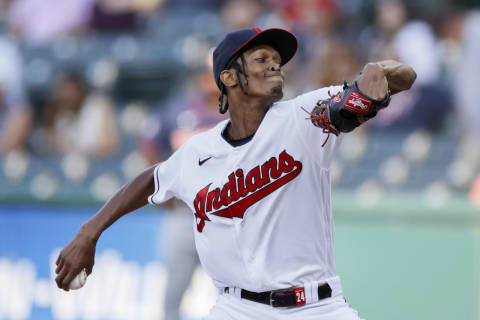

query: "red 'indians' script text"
(193, 150), (302, 232)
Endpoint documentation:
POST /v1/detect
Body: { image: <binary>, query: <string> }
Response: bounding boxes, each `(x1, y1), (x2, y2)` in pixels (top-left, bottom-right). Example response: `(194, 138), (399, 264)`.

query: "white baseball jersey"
(149, 85), (344, 293)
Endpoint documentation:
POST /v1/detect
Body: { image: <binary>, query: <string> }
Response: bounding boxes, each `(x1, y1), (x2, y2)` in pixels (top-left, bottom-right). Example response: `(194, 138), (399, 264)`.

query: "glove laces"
(301, 102), (331, 148)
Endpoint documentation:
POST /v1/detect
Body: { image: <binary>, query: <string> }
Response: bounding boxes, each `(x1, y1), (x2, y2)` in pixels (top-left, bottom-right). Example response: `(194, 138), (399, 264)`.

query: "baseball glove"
(302, 81), (391, 146)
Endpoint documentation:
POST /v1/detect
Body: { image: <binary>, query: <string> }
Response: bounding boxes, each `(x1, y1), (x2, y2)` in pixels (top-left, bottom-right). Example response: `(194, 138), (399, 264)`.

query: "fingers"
(55, 252), (65, 289)
(362, 63), (385, 78)
(358, 64), (389, 100)
(55, 262), (82, 291)
(55, 264), (69, 291)
(86, 265), (93, 275)
(61, 267), (80, 291)
(54, 234), (97, 291)
(55, 259), (64, 274)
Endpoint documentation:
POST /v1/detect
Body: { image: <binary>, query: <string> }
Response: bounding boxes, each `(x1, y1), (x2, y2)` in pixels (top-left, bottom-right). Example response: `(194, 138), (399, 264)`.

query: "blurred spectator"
(0, 35), (32, 155)
(164, 0), (224, 12)
(0, 0), (10, 13)
(393, 21), (441, 86)
(6, 0), (94, 45)
(454, 10), (480, 140)
(282, 0), (341, 37)
(452, 10), (480, 190)
(257, 0), (292, 30)
(308, 40), (360, 90)
(130, 0), (166, 14)
(369, 20), (453, 132)
(140, 59), (226, 320)
(38, 72), (119, 157)
(220, 0), (265, 31)
(358, 0), (408, 62)
(89, 0), (138, 32)
(141, 67), (225, 164)
(435, 7), (465, 83)
(266, 0), (344, 93)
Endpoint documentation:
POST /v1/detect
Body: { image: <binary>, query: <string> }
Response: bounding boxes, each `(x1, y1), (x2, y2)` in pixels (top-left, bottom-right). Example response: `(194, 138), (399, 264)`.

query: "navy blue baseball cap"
(213, 28), (298, 89)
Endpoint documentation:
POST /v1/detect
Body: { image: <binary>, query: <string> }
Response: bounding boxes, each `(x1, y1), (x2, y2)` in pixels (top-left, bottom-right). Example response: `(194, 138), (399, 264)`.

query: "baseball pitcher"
(55, 28), (416, 319)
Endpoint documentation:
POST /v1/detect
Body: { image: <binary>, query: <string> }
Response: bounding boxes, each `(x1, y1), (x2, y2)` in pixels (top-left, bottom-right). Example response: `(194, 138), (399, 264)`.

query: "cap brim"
(232, 28), (298, 66)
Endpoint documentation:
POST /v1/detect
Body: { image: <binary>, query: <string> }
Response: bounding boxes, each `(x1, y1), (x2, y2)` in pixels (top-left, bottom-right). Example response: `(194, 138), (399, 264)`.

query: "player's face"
(241, 44), (284, 101)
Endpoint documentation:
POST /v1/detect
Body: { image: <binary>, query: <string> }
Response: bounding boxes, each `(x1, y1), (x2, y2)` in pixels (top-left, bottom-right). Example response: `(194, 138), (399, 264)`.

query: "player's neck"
(227, 96), (271, 140)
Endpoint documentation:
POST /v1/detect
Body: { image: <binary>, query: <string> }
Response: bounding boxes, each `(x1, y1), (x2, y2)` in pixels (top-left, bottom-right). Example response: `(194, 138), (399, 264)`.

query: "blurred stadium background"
(0, 0), (479, 319)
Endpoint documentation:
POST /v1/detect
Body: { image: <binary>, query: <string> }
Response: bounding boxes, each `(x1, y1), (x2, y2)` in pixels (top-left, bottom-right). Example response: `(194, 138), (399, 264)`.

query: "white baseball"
(68, 268), (87, 290)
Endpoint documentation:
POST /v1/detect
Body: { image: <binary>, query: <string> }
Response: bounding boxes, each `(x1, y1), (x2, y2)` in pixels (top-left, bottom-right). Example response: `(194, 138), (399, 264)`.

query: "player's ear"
(220, 69), (237, 88)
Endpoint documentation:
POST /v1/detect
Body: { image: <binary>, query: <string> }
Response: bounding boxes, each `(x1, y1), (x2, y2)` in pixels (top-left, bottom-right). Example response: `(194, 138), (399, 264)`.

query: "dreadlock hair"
(218, 54), (249, 114)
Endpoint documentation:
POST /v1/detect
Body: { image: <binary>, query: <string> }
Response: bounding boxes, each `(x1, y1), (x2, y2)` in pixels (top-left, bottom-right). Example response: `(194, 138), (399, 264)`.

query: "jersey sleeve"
(291, 85), (344, 169)
(148, 143), (188, 206)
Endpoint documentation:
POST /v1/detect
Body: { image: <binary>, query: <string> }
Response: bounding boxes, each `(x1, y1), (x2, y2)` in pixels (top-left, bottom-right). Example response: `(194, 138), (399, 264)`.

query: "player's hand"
(55, 228), (96, 291)
(302, 62), (393, 140)
(357, 63), (389, 102)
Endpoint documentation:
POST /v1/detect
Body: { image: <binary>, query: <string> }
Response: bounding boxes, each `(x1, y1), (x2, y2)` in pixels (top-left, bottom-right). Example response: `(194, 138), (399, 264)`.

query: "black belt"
(226, 283), (332, 308)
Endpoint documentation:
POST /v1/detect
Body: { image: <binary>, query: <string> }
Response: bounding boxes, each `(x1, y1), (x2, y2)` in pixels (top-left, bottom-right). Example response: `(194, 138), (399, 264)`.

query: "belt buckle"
(269, 288), (289, 307)
(270, 287), (306, 308)
(269, 291), (275, 307)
